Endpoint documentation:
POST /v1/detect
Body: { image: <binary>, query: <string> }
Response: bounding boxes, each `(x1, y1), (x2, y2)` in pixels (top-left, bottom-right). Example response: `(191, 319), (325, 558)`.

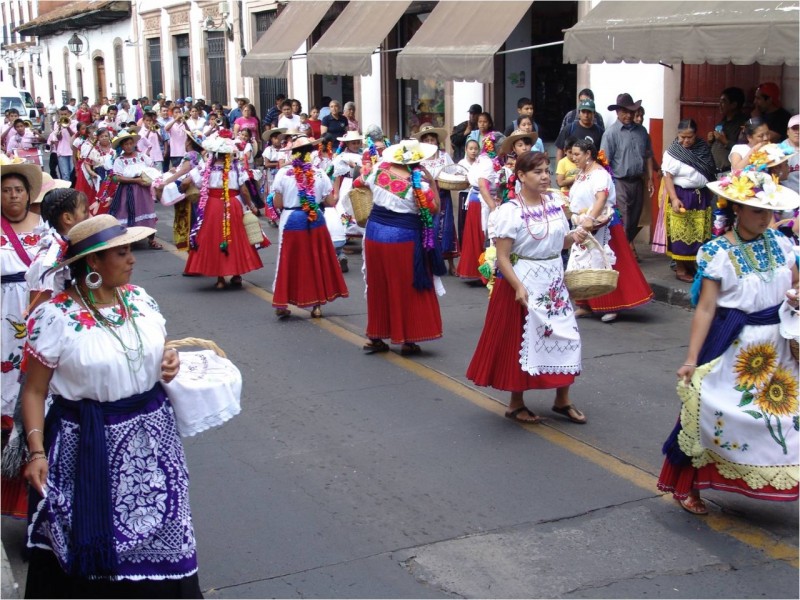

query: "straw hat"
(234, 95), (250, 104)
(749, 143), (791, 169)
(412, 124), (447, 144)
(261, 127), (286, 142)
(186, 130), (205, 152)
(0, 159), (43, 205)
(52, 215), (156, 270)
(285, 134), (315, 152)
(499, 129), (538, 155)
(384, 139), (438, 165)
(34, 172), (71, 204)
(707, 169), (800, 212)
(111, 131), (140, 149)
(336, 131), (364, 143)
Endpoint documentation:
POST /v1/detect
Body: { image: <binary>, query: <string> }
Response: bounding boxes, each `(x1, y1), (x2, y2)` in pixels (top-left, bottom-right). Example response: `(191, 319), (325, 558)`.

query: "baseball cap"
(468, 104), (482, 114)
(578, 99), (595, 112)
(789, 114), (800, 129)
(176, 98), (185, 105)
(185, 96), (193, 103)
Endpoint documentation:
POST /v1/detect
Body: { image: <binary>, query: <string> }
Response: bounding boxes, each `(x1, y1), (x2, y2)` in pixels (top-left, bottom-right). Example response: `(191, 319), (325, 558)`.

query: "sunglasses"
(791, 125), (799, 131)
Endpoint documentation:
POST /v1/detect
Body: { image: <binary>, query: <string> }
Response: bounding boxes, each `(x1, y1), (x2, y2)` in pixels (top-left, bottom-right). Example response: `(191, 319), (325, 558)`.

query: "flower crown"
(715, 169), (781, 204)
(393, 143), (424, 164)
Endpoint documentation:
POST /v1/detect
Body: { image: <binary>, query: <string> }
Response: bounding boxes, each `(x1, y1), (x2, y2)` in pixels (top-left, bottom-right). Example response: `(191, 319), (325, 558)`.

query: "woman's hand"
(677, 364), (696, 385)
(24, 455), (48, 497)
(161, 348), (180, 383)
(670, 198), (685, 213)
(786, 288), (799, 310)
(514, 284), (529, 308)
(572, 226), (589, 245)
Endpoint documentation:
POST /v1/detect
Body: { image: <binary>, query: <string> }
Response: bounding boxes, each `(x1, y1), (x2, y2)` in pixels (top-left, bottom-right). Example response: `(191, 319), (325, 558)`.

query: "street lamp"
(68, 32), (88, 57)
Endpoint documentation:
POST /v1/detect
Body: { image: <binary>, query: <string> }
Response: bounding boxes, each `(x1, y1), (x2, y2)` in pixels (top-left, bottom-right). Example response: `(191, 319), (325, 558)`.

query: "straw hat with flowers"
(384, 139), (438, 165)
(51, 215), (156, 271)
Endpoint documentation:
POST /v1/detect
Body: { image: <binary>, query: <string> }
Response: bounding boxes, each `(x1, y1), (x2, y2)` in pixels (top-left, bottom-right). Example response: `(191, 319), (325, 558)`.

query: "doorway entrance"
(94, 57), (106, 103)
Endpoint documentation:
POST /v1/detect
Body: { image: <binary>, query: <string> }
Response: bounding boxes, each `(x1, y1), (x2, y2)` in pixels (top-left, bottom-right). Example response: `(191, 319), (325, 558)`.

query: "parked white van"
(0, 84), (41, 129)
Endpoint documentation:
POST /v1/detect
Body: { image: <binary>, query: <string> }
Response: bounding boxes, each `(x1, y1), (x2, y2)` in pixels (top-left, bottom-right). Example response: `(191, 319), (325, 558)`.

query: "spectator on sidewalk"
(561, 88), (606, 133)
(264, 93), (287, 128)
(707, 86), (748, 174)
(752, 82), (791, 142)
(320, 100), (348, 143)
(450, 103), (481, 163)
(554, 99), (603, 161)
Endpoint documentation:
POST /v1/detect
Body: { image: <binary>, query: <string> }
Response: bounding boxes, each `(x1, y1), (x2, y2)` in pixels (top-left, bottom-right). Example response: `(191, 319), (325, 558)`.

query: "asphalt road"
(2, 203), (798, 599)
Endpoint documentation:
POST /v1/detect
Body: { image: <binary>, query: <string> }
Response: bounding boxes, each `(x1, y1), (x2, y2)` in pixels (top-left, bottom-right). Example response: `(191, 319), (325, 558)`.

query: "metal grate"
(206, 31), (227, 105)
(254, 10), (286, 120)
(148, 38), (163, 99)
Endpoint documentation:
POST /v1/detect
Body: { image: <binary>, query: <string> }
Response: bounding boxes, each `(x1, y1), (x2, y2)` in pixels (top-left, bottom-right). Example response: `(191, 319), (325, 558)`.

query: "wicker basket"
(350, 186), (374, 228)
(165, 337), (227, 357)
(791, 339), (799, 362)
(242, 211), (264, 246)
(564, 234), (619, 301)
(437, 177), (469, 191)
(184, 181), (200, 204)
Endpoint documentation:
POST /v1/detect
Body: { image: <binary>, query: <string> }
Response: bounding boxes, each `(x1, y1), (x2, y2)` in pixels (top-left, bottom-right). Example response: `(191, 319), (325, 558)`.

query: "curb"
(648, 278), (693, 309)
(1, 540), (19, 599)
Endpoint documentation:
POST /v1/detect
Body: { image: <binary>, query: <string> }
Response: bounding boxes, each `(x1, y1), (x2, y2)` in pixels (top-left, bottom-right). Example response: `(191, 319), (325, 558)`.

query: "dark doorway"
(206, 31), (228, 106)
(175, 34), (191, 100)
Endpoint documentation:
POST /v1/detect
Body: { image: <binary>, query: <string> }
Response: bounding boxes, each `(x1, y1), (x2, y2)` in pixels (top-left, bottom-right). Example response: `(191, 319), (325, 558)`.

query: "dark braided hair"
(41, 188), (87, 231)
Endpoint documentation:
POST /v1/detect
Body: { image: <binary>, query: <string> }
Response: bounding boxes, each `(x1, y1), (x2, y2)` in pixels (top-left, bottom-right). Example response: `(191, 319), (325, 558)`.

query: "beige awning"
(396, 1), (533, 83)
(307, 1), (411, 76)
(241, 1), (335, 79)
(564, 1), (799, 66)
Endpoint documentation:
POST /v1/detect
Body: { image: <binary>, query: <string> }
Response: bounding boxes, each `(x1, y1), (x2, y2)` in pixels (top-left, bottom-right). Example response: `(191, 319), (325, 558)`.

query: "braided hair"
(41, 188), (87, 231)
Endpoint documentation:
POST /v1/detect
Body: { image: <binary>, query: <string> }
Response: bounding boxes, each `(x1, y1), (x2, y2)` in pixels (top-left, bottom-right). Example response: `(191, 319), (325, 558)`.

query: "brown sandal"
(678, 495), (708, 515)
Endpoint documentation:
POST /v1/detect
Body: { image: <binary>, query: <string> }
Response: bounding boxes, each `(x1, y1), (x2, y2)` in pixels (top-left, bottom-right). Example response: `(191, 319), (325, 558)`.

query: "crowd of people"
(1, 81), (798, 596)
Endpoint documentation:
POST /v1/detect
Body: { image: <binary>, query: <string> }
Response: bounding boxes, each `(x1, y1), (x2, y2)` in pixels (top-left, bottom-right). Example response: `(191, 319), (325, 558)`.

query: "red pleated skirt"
(364, 238), (442, 344)
(657, 460), (798, 502)
(467, 277), (577, 392)
(456, 200), (484, 279)
(272, 222), (349, 309)
(184, 189), (264, 277)
(1, 474), (27, 519)
(74, 162), (97, 206)
(584, 223), (653, 312)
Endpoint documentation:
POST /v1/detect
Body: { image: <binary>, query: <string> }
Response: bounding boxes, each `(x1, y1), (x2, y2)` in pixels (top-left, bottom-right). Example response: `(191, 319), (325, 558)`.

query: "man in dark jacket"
(450, 104), (481, 162)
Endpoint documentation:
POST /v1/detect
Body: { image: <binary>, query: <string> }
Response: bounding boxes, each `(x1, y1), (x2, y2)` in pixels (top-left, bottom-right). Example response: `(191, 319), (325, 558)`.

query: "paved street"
(2, 203), (798, 598)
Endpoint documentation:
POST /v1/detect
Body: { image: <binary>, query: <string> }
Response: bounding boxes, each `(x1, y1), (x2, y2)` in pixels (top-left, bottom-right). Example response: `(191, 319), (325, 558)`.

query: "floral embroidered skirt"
(28, 388), (200, 582)
(185, 189), (264, 277)
(456, 191), (484, 279)
(658, 322), (799, 501)
(467, 273), (579, 393)
(364, 220), (442, 344)
(665, 186), (713, 262)
(272, 209), (349, 309)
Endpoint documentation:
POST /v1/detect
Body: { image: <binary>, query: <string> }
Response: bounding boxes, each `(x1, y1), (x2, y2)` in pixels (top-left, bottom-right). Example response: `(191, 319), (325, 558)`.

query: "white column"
(290, 40), (309, 112)
(359, 52), (382, 131)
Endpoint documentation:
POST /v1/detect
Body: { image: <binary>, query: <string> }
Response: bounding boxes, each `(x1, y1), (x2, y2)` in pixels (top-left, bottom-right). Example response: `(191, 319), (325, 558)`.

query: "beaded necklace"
(220, 153), (231, 254)
(293, 152), (321, 222)
(518, 191), (550, 241)
(409, 167), (435, 249)
(75, 285), (145, 372)
(732, 227), (775, 283)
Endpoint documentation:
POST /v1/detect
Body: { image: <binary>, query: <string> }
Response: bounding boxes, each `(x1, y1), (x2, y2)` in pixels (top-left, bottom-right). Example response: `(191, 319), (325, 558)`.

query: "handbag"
(162, 338), (242, 437)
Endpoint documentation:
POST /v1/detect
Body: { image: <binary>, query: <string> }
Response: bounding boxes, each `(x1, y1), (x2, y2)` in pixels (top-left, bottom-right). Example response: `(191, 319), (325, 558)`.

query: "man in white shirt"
(277, 100), (301, 131)
(116, 99), (131, 124)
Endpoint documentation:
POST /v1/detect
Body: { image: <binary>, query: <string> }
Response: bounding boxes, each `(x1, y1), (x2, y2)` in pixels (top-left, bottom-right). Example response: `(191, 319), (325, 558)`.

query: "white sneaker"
(600, 312), (618, 323)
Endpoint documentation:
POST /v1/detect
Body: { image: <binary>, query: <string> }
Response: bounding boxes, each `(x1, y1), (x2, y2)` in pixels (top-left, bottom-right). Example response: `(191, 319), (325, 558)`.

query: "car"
(0, 84), (42, 130)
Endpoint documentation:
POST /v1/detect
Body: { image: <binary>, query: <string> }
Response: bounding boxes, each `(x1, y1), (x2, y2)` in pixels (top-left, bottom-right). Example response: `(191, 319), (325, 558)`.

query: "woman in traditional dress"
(107, 131), (163, 249)
(271, 134), (348, 318)
(457, 123), (502, 280)
(466, 151), (589, 424)
(21, 214), (202, 597)
(457, 139), (480, 244)
(184, 129), (264, 289)
(82, 127), (115, 208)
(1, 160), (43, 519)
(232, 104), (261, 154)
(414, 124), (459, 275)
(332, 131), (365, 246)
(657, 170), (799, 514)
(569, 139), (653, 323)
(73, 126), (97, 205)
(357, 139), (445, 355)
(662, 119), (717, 282)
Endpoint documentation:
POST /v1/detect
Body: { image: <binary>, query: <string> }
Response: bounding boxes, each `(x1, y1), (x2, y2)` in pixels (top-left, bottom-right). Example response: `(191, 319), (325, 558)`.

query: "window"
(114, 41), (125, 99)
(254, 10), (286, 121)
(76, 67), (83, 102)
(62, 49), (71, 104)
(147, 38), (163, 99)
(397, 12), (444, 137)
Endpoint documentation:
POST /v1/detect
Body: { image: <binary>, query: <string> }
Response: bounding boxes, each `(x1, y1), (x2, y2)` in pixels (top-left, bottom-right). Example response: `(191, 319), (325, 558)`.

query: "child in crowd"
(457, 139), (480, 243)
(556, 136), (579, 194)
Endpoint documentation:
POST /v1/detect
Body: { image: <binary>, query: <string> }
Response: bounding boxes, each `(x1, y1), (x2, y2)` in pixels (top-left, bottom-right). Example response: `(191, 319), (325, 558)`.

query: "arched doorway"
(94, 57), (106, 103)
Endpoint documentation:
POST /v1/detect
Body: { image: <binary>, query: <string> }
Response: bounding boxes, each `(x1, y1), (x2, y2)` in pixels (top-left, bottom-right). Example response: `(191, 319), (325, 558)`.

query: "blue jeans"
(333, 239), (346, 257)
(57, 155), (73, 181)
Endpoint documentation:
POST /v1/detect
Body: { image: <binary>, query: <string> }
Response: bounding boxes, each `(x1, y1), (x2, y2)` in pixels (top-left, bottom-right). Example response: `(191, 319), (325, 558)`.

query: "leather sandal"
(678, 495), (708, 515)
(551, 404), (587, 424)
(363, 339), (390, 354)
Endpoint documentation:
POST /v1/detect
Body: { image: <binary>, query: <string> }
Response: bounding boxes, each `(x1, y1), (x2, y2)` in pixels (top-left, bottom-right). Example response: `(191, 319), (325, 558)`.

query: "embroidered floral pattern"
(534, 279), (570, 318)
(712, 410), (750, 452)
(375, 165), (411, 199)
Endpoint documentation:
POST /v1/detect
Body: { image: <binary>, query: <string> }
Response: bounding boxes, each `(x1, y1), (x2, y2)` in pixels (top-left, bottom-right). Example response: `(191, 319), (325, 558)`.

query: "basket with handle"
(162, 337), (241, 437)
(350, 186), (374, 228)
(437, 163), (469, 191)
(564, 233), (619, 301)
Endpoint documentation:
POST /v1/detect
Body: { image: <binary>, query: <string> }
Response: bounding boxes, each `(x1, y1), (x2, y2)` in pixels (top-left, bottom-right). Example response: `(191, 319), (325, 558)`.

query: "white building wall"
(359, 53), (382, 131)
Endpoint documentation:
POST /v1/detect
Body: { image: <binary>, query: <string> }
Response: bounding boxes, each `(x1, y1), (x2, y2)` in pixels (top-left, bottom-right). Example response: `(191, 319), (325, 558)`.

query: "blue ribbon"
(66, 224), (128, 258)
(1, 272), (26, 283)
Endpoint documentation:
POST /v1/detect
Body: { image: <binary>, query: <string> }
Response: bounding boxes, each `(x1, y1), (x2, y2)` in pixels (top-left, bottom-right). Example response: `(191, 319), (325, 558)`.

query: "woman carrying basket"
(569, 139), (653, 323)
(466, 151), (589, 424)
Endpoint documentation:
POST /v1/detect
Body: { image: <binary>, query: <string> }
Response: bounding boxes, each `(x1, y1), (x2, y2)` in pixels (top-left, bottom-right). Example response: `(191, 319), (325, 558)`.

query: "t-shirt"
(321, 114), (348, 141)
(555, 156), (579, 192)
(555, 121), (603, 152)
(278, 114), (302, 131)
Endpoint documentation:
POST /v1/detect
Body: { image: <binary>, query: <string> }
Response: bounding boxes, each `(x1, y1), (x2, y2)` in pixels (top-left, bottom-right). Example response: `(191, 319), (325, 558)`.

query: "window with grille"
(147, 38), (163, 99)
(114, 42), (125, 99)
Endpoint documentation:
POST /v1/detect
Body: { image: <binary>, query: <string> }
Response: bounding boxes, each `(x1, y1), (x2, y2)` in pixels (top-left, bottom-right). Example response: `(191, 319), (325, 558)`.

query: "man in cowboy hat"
(228, 95), (249, 124)
(600, 92), (654, 245)
(450, 103), (482, 163)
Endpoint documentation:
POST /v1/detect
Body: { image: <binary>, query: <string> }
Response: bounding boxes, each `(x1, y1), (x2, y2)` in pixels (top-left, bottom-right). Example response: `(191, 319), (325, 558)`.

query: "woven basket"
(791, 339), (799, 362)
(564, 234), (619, 301)
(140, 171), (153, 186)
(165, 337), (227, 357)
(242, 211), (264, 246)
(350, 186), (374, 228)
(437, 177), (469, 191)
